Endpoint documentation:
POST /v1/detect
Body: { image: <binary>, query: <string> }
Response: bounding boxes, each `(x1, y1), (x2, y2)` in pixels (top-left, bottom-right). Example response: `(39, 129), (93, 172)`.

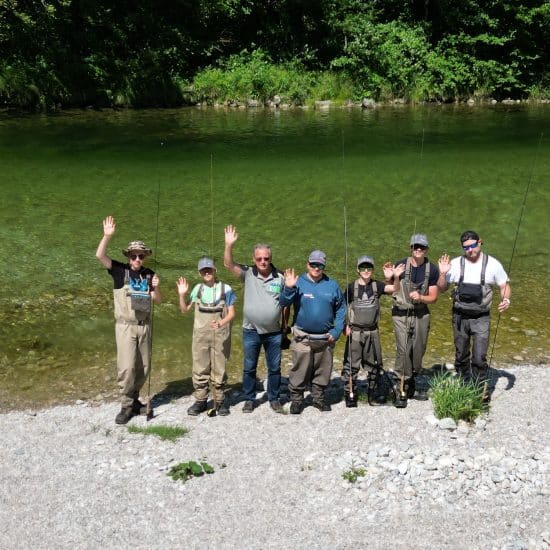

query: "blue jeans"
(242, 328), (282, 401)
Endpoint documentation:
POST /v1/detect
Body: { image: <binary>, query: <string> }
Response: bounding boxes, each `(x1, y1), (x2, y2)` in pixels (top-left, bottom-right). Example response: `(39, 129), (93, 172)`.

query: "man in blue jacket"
(280, 250), (346, 414)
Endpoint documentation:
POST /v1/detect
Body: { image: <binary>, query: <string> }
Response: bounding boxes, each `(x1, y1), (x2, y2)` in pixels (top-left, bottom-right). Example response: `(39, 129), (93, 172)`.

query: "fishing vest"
(453, 254), (492, 315)
(113, 270), (151, 323)
(194, 282), (228, 331)
(348, 280), (379, 329)
(392, 257), (430, 311)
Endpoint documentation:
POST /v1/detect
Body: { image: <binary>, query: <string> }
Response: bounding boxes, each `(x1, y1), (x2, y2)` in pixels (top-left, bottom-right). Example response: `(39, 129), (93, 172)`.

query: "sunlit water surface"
(1, 105), (549, 409)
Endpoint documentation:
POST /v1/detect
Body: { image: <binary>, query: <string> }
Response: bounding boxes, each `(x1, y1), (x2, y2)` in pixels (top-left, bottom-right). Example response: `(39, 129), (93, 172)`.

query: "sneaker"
(269, 400), (283, 413)
(115, 407), (134, 425)
(187, 400), (207, 416)
(216, 401), (230, 416)
(289, 401), (304, 415)
(132, 399), (147, 416)
(312, 400), (331, 412)
(242, 400), (255, 413)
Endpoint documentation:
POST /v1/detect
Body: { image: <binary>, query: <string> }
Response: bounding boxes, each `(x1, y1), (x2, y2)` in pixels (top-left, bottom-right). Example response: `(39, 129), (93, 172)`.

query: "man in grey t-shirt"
(224, 224), (286, 413)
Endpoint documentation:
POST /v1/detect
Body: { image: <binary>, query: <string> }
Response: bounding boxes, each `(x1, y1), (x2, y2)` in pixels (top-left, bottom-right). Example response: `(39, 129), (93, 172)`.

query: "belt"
(453, 309), (490, 319)
(117, 319), (149, 326)
(351, 325), (378, 331)
(392, 306), (429, 317)
(294, 332), (330, 342)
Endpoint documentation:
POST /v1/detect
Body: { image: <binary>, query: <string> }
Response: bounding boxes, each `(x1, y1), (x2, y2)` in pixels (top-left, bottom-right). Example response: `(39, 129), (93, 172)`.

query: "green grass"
(429, 373), (487, 423)
(342, 462), (367, 483)
(168, 461), (215, 482)
(127, 424), (189, 441)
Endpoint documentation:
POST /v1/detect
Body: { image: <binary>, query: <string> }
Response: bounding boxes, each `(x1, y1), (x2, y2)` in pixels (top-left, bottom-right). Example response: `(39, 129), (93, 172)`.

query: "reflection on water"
(1, 105), (549, 409)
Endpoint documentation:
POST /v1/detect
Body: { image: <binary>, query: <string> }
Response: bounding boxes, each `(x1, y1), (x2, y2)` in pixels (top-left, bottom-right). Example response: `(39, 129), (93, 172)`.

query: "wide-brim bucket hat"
(122, 240), (152, 257)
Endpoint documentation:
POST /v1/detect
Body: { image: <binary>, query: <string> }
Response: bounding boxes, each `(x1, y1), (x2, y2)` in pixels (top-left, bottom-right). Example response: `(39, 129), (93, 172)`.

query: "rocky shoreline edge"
(1, 363), (548, 550)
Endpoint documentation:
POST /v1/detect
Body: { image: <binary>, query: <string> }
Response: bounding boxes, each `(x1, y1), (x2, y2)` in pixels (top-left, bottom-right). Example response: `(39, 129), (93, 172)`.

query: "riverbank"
(1, 364), (548, 549)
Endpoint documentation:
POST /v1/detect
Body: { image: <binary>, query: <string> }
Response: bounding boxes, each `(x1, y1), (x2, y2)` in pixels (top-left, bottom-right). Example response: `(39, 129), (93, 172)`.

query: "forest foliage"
(1, 0), (549, 108)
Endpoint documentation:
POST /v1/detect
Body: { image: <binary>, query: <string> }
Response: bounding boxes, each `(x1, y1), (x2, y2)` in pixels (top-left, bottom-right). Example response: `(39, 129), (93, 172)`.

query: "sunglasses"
(309, 262), (325, 269)
(358, 264), (373, 271)
(129, 254), (146, 260)
(462, 241), (479, 251)
(254, 257), (270, 262)
(411, 244), (428, 251)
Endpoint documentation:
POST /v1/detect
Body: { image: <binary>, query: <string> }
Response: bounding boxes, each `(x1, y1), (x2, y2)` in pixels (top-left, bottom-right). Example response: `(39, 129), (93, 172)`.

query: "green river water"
(1, 105), (549, 410)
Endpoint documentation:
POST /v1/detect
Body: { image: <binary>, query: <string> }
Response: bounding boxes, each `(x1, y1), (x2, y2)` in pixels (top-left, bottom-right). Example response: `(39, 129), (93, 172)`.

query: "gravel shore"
(1, 364), (548, 550)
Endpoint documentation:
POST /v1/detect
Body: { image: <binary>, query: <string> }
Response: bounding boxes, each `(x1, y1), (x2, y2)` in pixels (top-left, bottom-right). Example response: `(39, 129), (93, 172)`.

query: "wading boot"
(132, 399), (147, 416)
(312, 399), (331, 412)
(242, 400), (255, 413)
(289, 401), (304, 415)
(187, 400), (207, 416)
(216, 401), (230, 416)
(115, 407), (134, 425)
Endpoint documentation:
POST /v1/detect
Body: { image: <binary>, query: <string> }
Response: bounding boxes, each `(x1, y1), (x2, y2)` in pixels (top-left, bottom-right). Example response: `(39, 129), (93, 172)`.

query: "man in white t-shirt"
(438, 231), (511, 396)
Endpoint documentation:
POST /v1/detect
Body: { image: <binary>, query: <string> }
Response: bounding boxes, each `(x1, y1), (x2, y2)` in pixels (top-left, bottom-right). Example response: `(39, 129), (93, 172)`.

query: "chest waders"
(453, 254), (492, 315)
(194, 283), (228, 417)
(114, 270), (152, 323)
(348, 281), (385, 406)
(392, 258), (430, 405)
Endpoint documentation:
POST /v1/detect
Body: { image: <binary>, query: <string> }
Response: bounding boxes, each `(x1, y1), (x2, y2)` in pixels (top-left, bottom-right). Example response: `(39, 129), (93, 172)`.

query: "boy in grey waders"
(342, 255), (404, 407)
(177, 257), (236, 416)
(95, 216), (162, 425)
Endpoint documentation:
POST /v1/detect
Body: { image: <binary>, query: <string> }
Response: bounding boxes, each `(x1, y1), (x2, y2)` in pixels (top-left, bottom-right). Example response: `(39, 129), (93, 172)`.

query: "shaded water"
(1, 105), (549, 410)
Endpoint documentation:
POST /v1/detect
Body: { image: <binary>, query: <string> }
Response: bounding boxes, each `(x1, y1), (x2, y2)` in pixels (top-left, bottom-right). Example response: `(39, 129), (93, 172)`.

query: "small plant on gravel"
(127, 425), (188, 441)
(342, 462), (367, 483)
(168, 461), (215, 482)
(429, 373), (487, 422)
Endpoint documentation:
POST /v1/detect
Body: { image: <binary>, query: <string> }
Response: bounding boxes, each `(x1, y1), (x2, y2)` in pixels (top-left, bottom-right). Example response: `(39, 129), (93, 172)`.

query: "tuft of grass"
(168, 461), (215, 482)
(429, 373), (487, 423)
(127, 424), (188, 441)
(342, 462), (367, 483)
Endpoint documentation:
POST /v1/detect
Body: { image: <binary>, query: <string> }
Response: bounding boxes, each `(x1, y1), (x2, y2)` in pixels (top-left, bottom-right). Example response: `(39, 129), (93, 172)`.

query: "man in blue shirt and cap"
(280, 250), (346, 414)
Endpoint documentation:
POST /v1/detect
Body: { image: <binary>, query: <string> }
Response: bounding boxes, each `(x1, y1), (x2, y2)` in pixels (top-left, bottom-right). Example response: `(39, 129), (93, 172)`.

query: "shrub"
(429, 373), (487, 423)
(168, 461), (215, 482)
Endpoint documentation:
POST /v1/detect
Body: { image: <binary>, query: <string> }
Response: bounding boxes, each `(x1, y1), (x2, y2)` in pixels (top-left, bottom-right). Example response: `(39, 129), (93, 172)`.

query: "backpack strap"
(124, 269), (129, 285)
(421, 262), (431, 295)
(404, 257), (412, 283)
(459, 254), (488, 284)
(481, 253), (488, 285)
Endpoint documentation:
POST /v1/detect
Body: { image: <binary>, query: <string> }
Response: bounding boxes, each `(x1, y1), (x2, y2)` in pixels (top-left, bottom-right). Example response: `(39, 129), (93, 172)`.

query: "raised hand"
(393, 263), (405, 278)
(284, 268), (298, 288)
(176, 276), (189, 296)
(224, 224), (238, 246)
(383, 262), (395, 280)
(439, 254), (451, 275)
(102, 216), (116, 237)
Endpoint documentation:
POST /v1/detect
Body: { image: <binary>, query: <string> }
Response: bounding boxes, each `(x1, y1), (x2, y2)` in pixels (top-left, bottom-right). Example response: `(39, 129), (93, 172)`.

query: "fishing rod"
(207, 153), (218, 417)
(146, 178), (161, 421)
(343, 205), (355, 404)
(488, 132), (544, 369)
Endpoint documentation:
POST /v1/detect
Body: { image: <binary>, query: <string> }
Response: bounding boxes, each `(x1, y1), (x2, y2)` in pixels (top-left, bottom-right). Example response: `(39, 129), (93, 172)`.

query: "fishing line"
(488, 132), (544, 369)
(210, 153), (214, 258)
(146, 178), (161, 421)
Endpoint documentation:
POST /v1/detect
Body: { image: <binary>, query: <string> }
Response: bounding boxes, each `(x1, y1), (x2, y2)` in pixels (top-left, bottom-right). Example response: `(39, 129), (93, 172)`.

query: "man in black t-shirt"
(388, 234), (440, 408)
(96, 216), (161, 424)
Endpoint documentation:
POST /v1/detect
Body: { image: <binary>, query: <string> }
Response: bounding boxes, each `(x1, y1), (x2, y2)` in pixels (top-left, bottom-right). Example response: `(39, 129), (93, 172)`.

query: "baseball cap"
(410, 234), (429, 247)
(357, 255), (375, 268)
(308, 250), (327, 265)
(197, 257), (216, 271)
